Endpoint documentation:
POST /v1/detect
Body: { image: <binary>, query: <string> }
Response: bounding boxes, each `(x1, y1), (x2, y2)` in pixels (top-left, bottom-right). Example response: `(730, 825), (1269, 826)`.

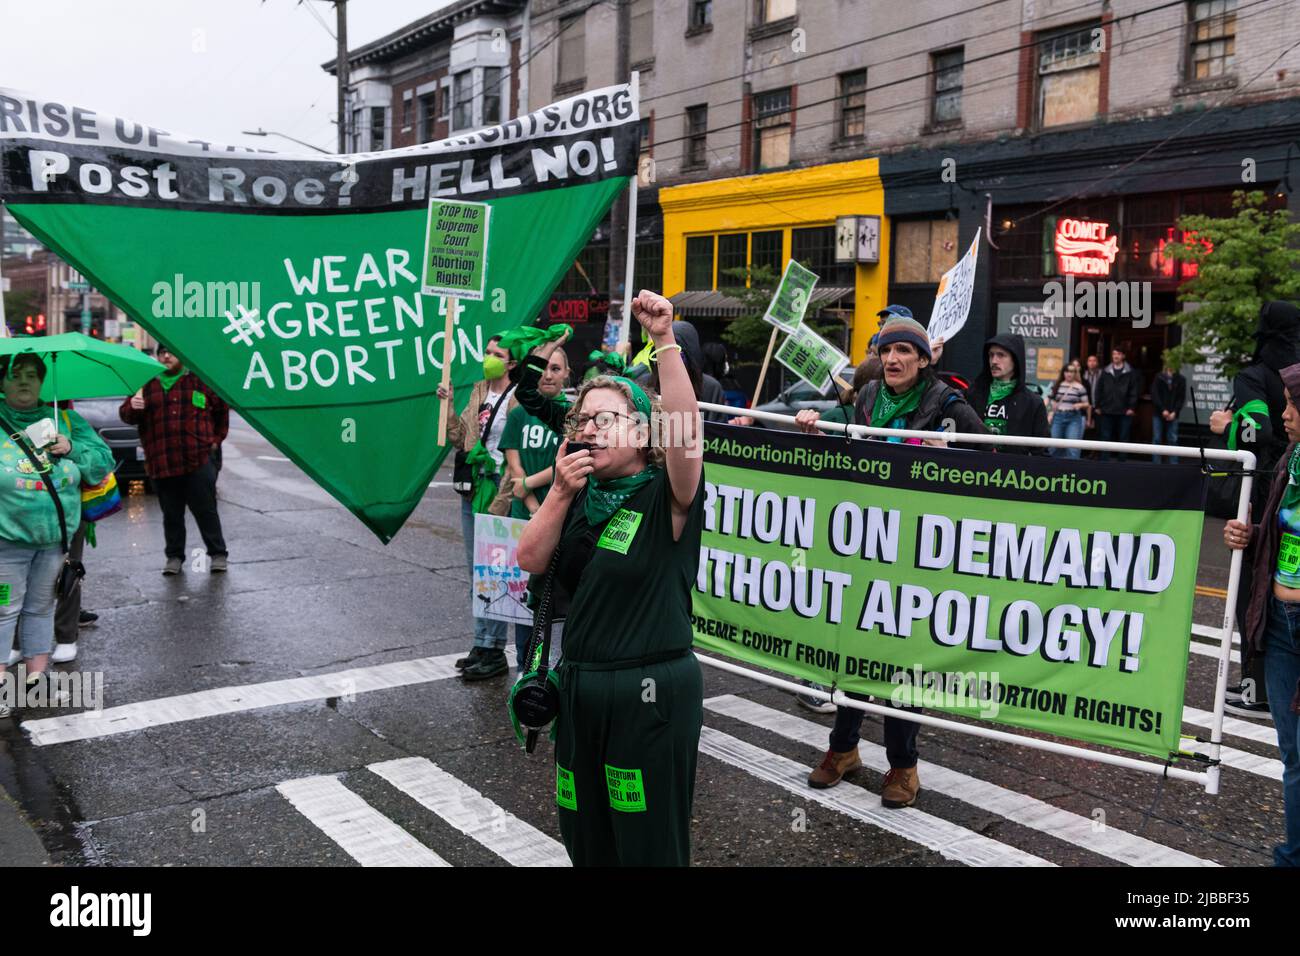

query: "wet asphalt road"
(0, 416), (1286, 868)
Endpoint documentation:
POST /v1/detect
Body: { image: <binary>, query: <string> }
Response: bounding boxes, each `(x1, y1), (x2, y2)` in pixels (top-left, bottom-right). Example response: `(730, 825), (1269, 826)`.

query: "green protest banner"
(762, 259), (819, 332)
(693, 423), (1205, 760)
(423, 199), (490, 301)
(775, 324), (850, 393)
(0, 84), (639, 541)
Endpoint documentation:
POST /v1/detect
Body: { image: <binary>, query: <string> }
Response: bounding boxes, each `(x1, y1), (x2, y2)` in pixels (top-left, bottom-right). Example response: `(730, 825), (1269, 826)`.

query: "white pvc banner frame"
(697, 400), (1255, 795)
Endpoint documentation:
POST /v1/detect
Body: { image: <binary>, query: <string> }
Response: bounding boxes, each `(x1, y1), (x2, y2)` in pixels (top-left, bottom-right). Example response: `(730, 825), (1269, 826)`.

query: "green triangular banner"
(1, 84), (639, 541)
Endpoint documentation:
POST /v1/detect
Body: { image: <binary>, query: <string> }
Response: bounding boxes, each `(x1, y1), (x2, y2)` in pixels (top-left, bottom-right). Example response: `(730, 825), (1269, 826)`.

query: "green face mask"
(483, 355), (507, 380)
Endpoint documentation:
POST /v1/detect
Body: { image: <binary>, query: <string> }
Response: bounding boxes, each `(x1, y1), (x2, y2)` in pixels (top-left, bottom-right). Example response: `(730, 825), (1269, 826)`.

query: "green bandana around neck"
(989, 378), (1016, 402)
(159, 370), (184, 391)
(870, 380), (927, 430)
(585, 466), (660, 525)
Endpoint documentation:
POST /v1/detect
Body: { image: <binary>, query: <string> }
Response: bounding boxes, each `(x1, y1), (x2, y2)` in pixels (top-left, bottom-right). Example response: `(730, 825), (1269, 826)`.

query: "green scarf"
(1282, 445), (1300, 512)
(465, 441), (501, 515)
(159, 370), (184, 391)
(870, 380), (927, 429)
(585, 466), (660, 525)
(984, 378), (1016, 435)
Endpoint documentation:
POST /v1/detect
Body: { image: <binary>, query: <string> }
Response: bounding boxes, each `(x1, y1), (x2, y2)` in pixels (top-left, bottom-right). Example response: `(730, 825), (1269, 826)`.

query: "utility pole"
(336, 0), (349, 153)
(608, 0), (631, 319)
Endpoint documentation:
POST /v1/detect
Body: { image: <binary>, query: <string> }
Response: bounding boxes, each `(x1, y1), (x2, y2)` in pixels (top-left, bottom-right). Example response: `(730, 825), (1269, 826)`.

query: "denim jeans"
(829, 693), (920, 769)
(0, 540), (63, 660)
(1098, 413), (1133, 461)
(1049, 410), (1085, 459)
(1264, 596), (1300, 867)
(460, 497), (507, 651)
(1152, 415), (1181, 465)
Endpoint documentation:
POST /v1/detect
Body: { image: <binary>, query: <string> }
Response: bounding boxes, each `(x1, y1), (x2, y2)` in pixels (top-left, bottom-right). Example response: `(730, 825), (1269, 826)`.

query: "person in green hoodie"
(0, 353), (113, 711)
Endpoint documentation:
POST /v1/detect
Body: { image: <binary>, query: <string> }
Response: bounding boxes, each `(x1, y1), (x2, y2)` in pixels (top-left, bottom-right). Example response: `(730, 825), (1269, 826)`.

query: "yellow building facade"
(659, 158), (889, 362)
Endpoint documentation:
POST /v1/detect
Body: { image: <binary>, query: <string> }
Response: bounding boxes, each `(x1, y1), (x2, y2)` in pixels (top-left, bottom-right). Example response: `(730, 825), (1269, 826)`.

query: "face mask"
(483, 355), (507, 380)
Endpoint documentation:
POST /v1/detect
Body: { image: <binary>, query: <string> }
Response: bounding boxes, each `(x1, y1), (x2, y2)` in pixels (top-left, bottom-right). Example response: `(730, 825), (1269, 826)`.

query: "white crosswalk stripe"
(22, 649), (514, 746)
(276, 775), (450, 867)
(699, 726), (1054, 866)
(368, 757), (569, 867)
(706, 695), (1217, 867)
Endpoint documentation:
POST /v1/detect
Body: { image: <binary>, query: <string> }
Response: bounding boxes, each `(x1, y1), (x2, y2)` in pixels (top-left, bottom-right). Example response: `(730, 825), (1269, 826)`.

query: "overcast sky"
(0, 0), (453, 152)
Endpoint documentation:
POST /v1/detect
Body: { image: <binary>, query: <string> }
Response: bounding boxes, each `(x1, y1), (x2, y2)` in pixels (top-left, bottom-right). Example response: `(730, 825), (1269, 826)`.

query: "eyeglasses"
(573, 410), (639, 431)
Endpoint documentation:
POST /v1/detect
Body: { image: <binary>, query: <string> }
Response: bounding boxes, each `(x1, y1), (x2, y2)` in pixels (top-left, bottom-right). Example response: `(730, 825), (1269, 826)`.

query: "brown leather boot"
(807, 748), (862, 789)
(881, 766), (920, 808)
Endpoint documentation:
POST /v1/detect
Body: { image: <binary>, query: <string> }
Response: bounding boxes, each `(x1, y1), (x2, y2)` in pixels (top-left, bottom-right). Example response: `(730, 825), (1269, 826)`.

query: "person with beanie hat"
(964, 333), (1050, 455)
(1226, 359), (1300, 867)
(791, 313), (988, 809)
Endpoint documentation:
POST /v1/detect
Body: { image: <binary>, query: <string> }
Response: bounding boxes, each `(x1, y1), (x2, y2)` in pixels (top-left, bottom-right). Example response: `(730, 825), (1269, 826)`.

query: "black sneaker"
(78, 610), (98, 626)
(454, 647), (484, 671)
(461, 649), (508, 681)
(1224, 699), (1273, 721)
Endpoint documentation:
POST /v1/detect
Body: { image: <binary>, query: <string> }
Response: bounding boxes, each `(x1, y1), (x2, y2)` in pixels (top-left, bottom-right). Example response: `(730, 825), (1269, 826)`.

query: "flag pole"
(620, 70), (640, 346)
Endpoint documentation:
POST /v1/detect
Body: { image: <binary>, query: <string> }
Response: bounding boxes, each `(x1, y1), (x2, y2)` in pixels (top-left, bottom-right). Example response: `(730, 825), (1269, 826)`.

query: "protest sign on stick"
(775, 324), (850, 395)
(423, 199), (490, 446)
(753, 261), (819, 406)
(926, 227), (981, 344)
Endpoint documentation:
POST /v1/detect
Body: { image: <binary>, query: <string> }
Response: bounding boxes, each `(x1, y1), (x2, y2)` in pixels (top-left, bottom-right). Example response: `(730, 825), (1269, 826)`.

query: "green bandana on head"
(608, 376), (652, 418)
(589, 349), (627, 374)
(497, 323), (571, 362)
(870, 380), (927, 429)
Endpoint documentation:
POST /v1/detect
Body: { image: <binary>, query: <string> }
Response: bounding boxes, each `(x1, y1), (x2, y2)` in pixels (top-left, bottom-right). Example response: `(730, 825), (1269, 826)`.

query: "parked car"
(73, 397), (148, 489)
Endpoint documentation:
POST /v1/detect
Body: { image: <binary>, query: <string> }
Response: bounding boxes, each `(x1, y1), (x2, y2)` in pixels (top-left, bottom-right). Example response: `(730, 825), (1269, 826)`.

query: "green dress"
(551, 467), (706, 866)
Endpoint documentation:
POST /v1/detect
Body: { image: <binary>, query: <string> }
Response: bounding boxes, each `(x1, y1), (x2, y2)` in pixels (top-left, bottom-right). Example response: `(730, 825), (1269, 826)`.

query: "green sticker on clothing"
(0, 583), (9, 606)
(604, 764), (647, 813)
(596, 508), (642, 555)
(1279, 533), (1300, 575)
(192, 391), (207, 409)
(556, 765), (577, 811)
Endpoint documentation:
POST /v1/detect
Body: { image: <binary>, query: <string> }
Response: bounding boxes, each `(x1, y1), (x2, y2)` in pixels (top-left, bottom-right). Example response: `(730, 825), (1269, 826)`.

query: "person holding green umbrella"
(0, 352), (114, 714)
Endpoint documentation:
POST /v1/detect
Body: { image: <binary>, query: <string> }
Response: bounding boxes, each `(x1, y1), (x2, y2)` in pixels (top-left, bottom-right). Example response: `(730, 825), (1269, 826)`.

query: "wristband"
(522, 475), (531, 491)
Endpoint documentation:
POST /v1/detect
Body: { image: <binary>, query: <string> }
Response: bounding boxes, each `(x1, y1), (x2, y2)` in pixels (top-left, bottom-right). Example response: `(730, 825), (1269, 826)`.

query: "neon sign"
(1055, 218), (1118, 276)
(1155, 227), (1212, 279)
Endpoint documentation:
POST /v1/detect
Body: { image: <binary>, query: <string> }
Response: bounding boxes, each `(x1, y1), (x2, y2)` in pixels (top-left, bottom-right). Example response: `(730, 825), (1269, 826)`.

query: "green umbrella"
(0, 333), (164, 405)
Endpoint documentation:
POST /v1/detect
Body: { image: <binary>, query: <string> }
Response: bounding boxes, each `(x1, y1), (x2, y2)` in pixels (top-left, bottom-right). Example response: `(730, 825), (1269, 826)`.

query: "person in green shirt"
(500, 347), (569, 667)
(517, 289), (705, 866)
(0, 353), (113, 708)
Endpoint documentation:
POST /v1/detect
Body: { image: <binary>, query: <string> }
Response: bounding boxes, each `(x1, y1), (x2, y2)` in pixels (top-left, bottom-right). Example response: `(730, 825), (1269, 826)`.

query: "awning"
(670, 286), (854, 318)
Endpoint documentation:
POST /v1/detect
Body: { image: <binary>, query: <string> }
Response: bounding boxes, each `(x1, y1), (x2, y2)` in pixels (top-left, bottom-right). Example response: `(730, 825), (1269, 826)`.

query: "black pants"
(829, 694), (920, 769)
(53, 521), (86, 645)
(154, 462), (227, 560)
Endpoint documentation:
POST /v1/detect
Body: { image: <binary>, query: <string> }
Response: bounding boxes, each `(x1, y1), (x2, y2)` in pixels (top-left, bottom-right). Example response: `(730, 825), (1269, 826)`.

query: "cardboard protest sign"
(472, 514), (533, 625)
(775, 324), (849, 394)
(0, 84), (639, 540)
(694, 423), (1205, 760)
(762, 259), (819, 332)
(926, 227), (981, 343)
(422, 199), (490, 301)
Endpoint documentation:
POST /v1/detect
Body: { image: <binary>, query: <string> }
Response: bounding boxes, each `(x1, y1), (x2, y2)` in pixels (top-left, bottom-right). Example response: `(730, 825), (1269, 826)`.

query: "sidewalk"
(0, 784), (53, 866)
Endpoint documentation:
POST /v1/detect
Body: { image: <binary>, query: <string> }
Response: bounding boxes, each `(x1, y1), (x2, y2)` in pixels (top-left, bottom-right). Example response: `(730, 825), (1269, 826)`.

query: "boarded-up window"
(559, 14), (585, 84)
(894, 219), (959, 285)
(630, 0), (654, 64)
(1037, 23), (1102, 128)
(754, 87), (792, 170)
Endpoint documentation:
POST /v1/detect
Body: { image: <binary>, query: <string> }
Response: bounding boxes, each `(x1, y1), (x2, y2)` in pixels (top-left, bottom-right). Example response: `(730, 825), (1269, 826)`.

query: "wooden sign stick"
(437, 296), (457, 447)
(751, 326), (780, 408)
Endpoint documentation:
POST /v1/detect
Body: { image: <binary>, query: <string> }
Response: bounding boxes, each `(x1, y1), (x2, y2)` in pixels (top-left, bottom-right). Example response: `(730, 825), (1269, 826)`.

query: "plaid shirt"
(119, 373), (229, 479)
